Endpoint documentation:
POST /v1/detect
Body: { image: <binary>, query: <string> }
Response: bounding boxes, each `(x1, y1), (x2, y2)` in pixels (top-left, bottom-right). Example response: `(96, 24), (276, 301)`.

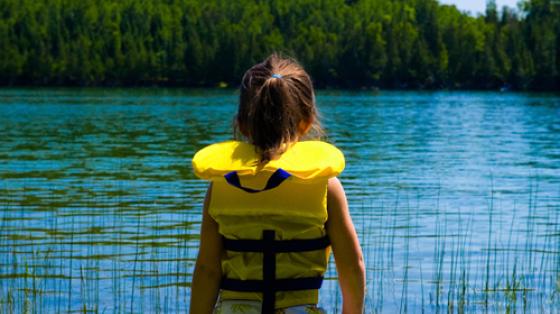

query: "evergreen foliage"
(0, 0), (558, 90)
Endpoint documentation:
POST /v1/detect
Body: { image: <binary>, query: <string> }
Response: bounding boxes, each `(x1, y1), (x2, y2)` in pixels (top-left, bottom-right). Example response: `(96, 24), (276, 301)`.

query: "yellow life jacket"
(192, 140), (344, 310)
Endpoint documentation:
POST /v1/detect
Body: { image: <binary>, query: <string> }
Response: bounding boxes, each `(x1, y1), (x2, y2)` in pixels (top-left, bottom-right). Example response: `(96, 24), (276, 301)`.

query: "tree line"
(0, 0), (558, 90)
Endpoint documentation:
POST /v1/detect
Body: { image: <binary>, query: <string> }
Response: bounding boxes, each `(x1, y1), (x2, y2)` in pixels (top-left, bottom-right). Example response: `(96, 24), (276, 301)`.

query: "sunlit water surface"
(1, 88), (559, 313)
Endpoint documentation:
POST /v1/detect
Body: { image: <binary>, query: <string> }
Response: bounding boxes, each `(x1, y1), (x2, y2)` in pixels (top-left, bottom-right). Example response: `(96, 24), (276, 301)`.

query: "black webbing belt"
(221, 230), (330, 314)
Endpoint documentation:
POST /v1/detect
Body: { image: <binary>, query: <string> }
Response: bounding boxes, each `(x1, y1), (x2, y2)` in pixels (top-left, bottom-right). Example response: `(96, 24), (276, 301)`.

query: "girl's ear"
(237, 119), (249, 137)
(298, 119), (313, 136)
(233, 115), (248, 137)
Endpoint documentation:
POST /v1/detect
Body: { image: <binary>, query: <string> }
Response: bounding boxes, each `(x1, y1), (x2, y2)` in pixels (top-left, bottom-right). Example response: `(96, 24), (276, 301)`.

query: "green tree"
(0, 0), (557, 90)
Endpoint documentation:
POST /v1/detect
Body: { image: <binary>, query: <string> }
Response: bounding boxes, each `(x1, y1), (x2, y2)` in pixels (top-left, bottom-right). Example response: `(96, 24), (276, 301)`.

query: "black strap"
(223, 235), (330, 253)
(221, 276), (324, 292)
(221, 231), (329, 314)
(262, 230), (275, 313)
(224, 168), (291, 193)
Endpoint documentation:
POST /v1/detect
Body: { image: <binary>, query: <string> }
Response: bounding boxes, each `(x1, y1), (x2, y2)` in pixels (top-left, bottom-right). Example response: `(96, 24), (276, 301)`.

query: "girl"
(189, 54), (365, 314)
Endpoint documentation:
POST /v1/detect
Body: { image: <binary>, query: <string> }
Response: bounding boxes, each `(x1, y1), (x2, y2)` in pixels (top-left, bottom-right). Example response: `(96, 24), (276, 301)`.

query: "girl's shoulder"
(192, 140), (344, 181)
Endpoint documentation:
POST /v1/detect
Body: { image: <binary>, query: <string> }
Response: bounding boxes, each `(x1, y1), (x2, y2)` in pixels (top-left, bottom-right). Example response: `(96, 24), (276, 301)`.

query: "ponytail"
(236, 54), (321, 163)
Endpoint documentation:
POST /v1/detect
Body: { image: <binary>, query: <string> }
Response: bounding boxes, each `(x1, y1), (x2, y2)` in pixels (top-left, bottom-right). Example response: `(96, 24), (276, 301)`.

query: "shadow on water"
(0, 89), (559, 313)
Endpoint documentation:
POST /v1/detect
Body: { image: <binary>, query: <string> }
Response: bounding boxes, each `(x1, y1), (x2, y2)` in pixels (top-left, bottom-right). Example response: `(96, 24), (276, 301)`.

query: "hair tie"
(271, 73), (283, 79)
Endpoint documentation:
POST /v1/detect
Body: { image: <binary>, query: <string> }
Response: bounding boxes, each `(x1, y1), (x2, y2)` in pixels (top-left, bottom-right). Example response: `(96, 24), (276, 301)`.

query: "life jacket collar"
(192, 140), (344, 181)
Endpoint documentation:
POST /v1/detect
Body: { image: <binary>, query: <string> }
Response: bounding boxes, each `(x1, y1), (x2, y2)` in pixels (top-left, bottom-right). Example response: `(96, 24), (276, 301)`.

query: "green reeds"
(1, 179), (559, 313)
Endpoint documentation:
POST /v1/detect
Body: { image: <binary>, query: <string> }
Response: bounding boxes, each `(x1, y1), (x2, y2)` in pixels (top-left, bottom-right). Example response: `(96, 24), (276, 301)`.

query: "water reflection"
(0, 89), (559, 313)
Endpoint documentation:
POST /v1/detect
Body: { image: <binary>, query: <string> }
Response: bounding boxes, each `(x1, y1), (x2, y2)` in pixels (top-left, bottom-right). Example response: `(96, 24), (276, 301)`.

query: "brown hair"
(235, 54), (323, 163)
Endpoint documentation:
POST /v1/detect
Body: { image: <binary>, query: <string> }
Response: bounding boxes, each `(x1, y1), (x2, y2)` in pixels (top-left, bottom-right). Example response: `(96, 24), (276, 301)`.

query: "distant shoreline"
(2, 0), (558, 92)
(1, 84), (559, 93)
(1, 86), (560, 96)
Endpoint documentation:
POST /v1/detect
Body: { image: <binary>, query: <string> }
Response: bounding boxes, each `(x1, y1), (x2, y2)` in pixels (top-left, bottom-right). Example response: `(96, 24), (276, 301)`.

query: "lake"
(1, 88), (559, 313)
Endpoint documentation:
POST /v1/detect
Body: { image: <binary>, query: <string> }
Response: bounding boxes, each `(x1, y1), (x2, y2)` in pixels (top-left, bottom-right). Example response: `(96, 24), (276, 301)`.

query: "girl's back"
(189, 54), (365, 314)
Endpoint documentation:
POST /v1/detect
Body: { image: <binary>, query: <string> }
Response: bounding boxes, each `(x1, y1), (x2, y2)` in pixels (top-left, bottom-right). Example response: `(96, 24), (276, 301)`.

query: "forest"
(0, 0), (558, 90)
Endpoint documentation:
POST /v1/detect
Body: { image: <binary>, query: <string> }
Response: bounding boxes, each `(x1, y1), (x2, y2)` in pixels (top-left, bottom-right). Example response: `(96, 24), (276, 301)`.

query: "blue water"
(0, 88), (559, 313)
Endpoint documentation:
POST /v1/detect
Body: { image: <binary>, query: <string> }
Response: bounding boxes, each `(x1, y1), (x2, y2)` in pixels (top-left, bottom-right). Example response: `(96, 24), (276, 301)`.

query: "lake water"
(1, 88), (559, 313)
